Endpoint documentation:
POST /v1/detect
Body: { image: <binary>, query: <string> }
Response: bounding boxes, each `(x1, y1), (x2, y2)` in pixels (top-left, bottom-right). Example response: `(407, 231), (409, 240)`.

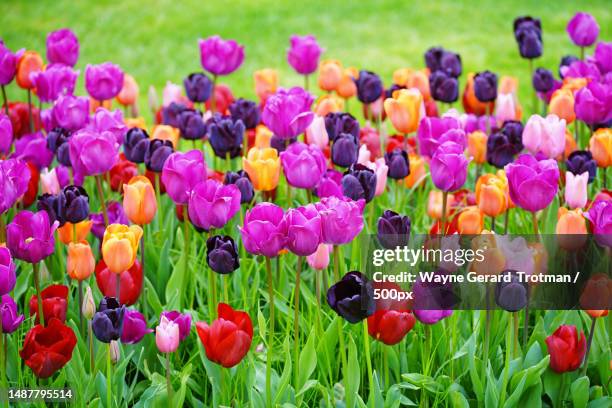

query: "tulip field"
(0, 1), (611, 407)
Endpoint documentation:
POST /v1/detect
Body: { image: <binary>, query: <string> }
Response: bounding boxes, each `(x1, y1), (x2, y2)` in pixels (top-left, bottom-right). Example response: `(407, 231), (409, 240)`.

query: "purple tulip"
(424, 47), (462, 78)
(505, 154), (559, 213)
(285, 204), (322, 256)
(355, 70), (383, 104)
(0, 247), (16, 296)
(280, 142), (326, 189)
(262, 87), (314, 139)
(594, 42), (612, 74)
(88, 108), (127, 144)
(324, 112), (359, 142)
(160, 311), (191, 341)
(331, 132), (359, 168)
(46, 28), (79, 67)
(145, 139), (173, 172)
(342, 163), (377, 203)
(239, 203), (288, 258)
(6, 210), (58, 263)
(532, 68), (555, 93)
(183, 72), (212, 103)
(207, 114), (244, 158)
(224, 170), (254, 204)
(162, 102), (188, 128)
(566, 12), (599, 47)
(40, 108), (58, 133)
(513, 16), (543, 60)
(0, 113), (12, 154)
(385, 149), (410, 180)
(287, 35), (323, 76)
(575, 81), (612, 125)
(198, 35), (244, 76)
(430, 141), (469, 192)
(473, 71), (498, 102)
(90, 201), (128, 240)
(30, 65), (78, 103)
(53, 94), (89, 131)
(56, 164), (83, 188)
(178, 109), (207, 141)
(69, 128), (119, 177)
(562, 60), (601, 82)
(417, 116), (463, 158)
(412, 269), (455, 324)
(315, 196), (364, 245)
(0, 41), (23, 86)
(327, 271), (375, 323)
(429, 71), (459, 103)
(188, 179), (240, 231)
(13, 132), (54, 170)
(123, 128), (150, 164)
(0, 158), (31, 214)
(161, 150), (206, 205)
(229, 98), (260, 130)
(584, 199), (612, 248)
(0, 295), (24, 333)
(316, 169), (344, 199)
(121, 309), (152, 344)
(85, 62), (124, 101)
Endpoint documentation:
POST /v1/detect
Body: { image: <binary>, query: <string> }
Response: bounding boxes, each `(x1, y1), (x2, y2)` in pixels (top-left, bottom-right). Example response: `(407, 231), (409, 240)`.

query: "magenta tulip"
(0, 158), (31, 214)
(315, 196), (365, 245)
(417, 116), (464, 158)
(198, 35), (244, 76)
(239, 203), (288, 258)
(505, 154), (559, 213)
(287, 35), (323, 76)
(46, 28), (79, 67)
(566, 12), (599, 47)
(285, 204), (322, 256)
(85, 62), (124, 101)
(53, 94), (89, 131)
(0, 113), (12, 154)
(30, 65), (78, 103)
(162, 150), (206, 205)
(262, 87), (314, 139)
(280, 142), (327, 189)
(6, 210), (58, 264)
(188, 179), (240, 231)
(430, 141), (469, 192)
(69, 128), (119, 177)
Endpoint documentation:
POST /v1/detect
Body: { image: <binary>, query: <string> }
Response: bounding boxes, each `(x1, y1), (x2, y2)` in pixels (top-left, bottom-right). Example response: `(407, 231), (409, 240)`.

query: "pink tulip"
(162, 81), (183, 107)
(565, 171), (588, 209)
(357, 144), (371, 164)
(364, 158), (388, 196)
(305, 116), (328, 149)
(155, 315), (179, 353)
(522, 114), (566, 159)
(495, 93), (519, 123)
(40, 168), (60, 195)
(306, 243), (331, 270)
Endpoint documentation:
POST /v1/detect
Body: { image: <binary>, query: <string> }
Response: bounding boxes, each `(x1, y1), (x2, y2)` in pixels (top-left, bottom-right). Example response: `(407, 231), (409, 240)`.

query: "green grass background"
(1, 0), (610, 113)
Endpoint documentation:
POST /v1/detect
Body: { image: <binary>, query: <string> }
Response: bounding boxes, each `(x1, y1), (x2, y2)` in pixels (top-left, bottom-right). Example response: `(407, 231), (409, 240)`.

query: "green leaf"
(345, 334), (360, 408)
(449, 390), (470, 408)
(484, 363), (499, 408)
(400, 373), (442, 394)
(297, 328), (317, 391)
(571, 376), (590, 408)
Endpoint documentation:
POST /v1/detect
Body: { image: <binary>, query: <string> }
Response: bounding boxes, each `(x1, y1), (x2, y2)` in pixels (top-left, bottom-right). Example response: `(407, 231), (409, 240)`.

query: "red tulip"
(19, 318), (77, 378)
(196, 303), (253, 368)
(110, 153), (139, 192)
(367, 282), (415, 345)
(545, 325), (586, 373)
(29, 284), (68, 325)
(95, 259), (143, 306)
(8, 102), (42, 138)
(204, 84), (234, 115)
(20, 161), (39, 208)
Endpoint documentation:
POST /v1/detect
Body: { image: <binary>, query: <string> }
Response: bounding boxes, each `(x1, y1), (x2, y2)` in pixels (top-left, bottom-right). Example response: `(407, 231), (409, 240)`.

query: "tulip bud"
(306, 243), (331, 270)
(110, 340), (120, 364)
(123, 176), (157, 225)
(67, 241), (95, 281)
(206, 235), (240, 274)
(82, 286), (96, 320)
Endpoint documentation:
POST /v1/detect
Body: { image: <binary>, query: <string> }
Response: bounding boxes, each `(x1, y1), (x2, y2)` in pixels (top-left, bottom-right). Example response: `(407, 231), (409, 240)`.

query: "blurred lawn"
(1, 0), (610, 114)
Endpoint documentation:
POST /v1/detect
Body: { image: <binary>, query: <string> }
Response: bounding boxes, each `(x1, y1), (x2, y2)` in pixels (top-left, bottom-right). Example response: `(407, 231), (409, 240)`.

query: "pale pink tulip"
(523, 114), (566, 159)
(565, 171), (588, 209)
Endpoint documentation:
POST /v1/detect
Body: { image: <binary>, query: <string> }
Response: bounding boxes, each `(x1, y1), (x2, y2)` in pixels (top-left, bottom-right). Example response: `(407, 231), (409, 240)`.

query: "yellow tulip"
(243, 147), (280, 191)
(102, 224), (143, 274)
(123, 176), (157, 225)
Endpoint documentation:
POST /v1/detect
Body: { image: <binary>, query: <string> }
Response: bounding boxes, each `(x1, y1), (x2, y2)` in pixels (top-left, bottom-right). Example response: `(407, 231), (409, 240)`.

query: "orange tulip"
(407, 69), (431, 101)
(314, 94), (344, 116)
(254, 69), (278, 101)
(383, 89), (422, 134)
(336, 69), (357, 99)
(151, 125), (179, 148)
(462, 73), (495, 116)
(457, 206), (484, 234)
(404, 154), (427, 188)
(243, 147), (280, 191)
(475, 173), (508, 217)
(562, 130), (577, 159)
(16, 51), (44, 89)
(117, 74), (139, 106)
(549, 89), (575, 124)
(579, 274), (611, 314)
(590, 128), (612, 167)
(556, 207), (587, 250)
(123, 176), (157, 225)
(57, 220), (93, 245)
(471, 232), (506, 276)
(124, 117), (147, 130)
(499, 76), (519, 94)
(66, 241), (95, 281)
(254, 125), (273, 149)
(90, 98), (112, 112)
(467, 131), (487, 164)
(427, 190), (454, 220)
(101, 224), (143, 274)
(318, 60), (342, 92)
(392, 68), (413, 87)
(561, 77), (588, 93)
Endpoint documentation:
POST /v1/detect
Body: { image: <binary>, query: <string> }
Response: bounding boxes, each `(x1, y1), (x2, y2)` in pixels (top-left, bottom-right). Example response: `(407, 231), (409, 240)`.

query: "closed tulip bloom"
(7, 210), (58, 263)
(337, 69), (357, 99)
(342, 163), (377, 203)
(66, 241), (95, 281)
(430, 142), (469, 192)
(429, 71), (459, 103)
(565, 171), (588, 209)
(229, 98), (260, 129)
(280, 142), (326, 189)
(161, 101), (187, 128)
(316, 196), (364, 245)
(505, 154), (559, 212)
(144, 139), (173, 172)
(494, 270), (528, 311)
(355, 70), (383, 104)
(123, 127), (150, 163)
(325, 112), (359, 142)
(37, 193), (61, 226)
(53, 94), (89, 132)
(566, 150), (597, 183)
(589, 128), (611, 168)
(101, 224), (143, 274)
(305, 115), (329, 149)
(514, 17), (543, 59)
(327, 271), (375, 323)
(532, 68), (555, 93)
(377, 210), (410, 249)
(412, 268), (456, 324)
(364, 158), (389, 197)
(523, 114), (566, 159)
(16, 51), (43, 89)
(285, 205), (322, 256)
(206, 235), (239, 274)
(417, 116), (463, 158)
(495, 93), (521, 123)
(427, 190), (454, 219)
(239, 203), (287, 257)
(224, 171), (254, 204)
(253, 69), (278, 101)
(30, 65), (78, 103)
(318, 60), (342, 92)
(116, 74), (139, 106)
(161, 150), (206, 205)
(424, 47), (462, 78)
(475, 173), (508, 217)
(46, 28), (79, 67)
(556, 208), (588, 251)
(199, 35), (244, 76)
(57, 220), (92, 245)
(385, 149), (409, 180)
(594, 42), (612, 74)
(262, 87), (314, 139)
(314, 94), (344, 116)
(575, 82), (612, 125)
(0, 248), (16, 296)
(188, 179), (240, 231)
(368, 308), (415, 345)
(61, 185), (89, 224)
(287, 35), (322, 75)
(0, 159), (31, 214)
(584, 199), (612, 247)
(548, 89), (575, 124)
(384, 88), (423, 134)
(0, 41), (23, 85)
(92, 297), (125, 343)
(69, 129), (119, 177)
(404, 154), (427, 188)
(316, 169), (344, 199)
(243, 147), (280, 191)
(177, 109), (206, 141)
(457, 206), (484, 234)
(307, 243), (331, 270)
(1, 295), (24, 333)
(85, 62), (124, 101)
(196, 303), (253, 368)
(462, 73), (495, 115)
(331, 133), (359, 168)
(121, 309), (152, 344)
(46, 128), (71, 166)
(467, 131), (487, 164)
(208, 114), (245, 158)
(567, 12), (599, 47)
(29, 284), (69, 324)
(184, 72), (212, 103)
(159, 310), (191, 342)
(123, 176), (157, 225)
(19, 318), (76, 378)
(473, 71), (498, 102)
(156, 315), (179, 353)
(486, 123), (524, 168)
(545, 325), (586, 373)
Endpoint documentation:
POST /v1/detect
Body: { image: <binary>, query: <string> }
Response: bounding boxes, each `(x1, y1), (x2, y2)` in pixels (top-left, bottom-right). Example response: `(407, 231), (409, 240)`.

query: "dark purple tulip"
(177, 109), (206, 141)
(566, 12), (599, 47)
(85, 62), (124, 102)
(486, 122), (524, 169)
(495, 270), (528, 312)
(559, 55), (580, 79)
(412, 268), (456, 324)
(270, 135), (296, 153)
(342, 163), (377, 203)
(513, 16), (542, 39)
(90, 201), (128, 240)
(53, 94), (89, 131)
(514, 16), (543, 59)
(92, 297), (125, 343)
(424, 47), (462, 78)
(324, 112), (359, 142)
(37, 194), (61, 226)
(594, 42), (612, 75)
(208, 114), (245, 159)
(123, 128), (150, 164)
(6, 210), (58, 264)
(183, 72), (213, 103)
(385, 149), (410, 180)
(429, 71), (458, 103)
(46, 28), (79, 67)
(30, 65), (78, 103)
(206, 235), (239, 275)
(0, 41), (23, 85)
(566, 150), (597, 184)
(13, 132), (54, 170)
(473, 71), (498, 102)
(224, 170), (254, 204)
(385, 84), (406, 99)
(61, 185), (89, 224)
(377, 210), (410, 249)
(327, 271), (375, 324)
(285, 204), (322, 256)
(532, 68), (555, 93)
(229, 98), (260, 129)
(121, 309), (152, 344)
(0, 159), (31, 214)
(355, 70), (383, 104)
(316, 169), (344, 199)
(160, 311), (191, 341)
(47, 127), (72, 167)
(424, 47), (444, 72)
(0, 295), (24, 334)
(162, 102), (188, 128)
(89, 108), (127, 144)
(145, 139), (173, 172)
(331, 133), (358, 168)
(287, 35), (323, 76)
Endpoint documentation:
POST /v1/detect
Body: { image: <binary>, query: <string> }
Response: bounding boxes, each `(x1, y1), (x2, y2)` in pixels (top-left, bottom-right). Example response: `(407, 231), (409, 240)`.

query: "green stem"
(107, 343), (112, 408)
(155, 173), (163, 231)
(532, 211), (539, 236)
(265, 257), (274, 408)
(95, 175), (109, 226)
(27, 89), (34, 133)
(513, 312), (519, 359)
(293, 257), (303, 391)
(166, 352), (173, 406)
(499, 313), (513, 407)
(304, 74), (309, 92)
(1, 85), (8, 116)
(441, 191), (448, 235)
(33, 263), (44, 326)
(581, 317), (597, 376)
(78, 280), (84, 335)
(89, 321), (94, 373)
(363, 319), (374, 395)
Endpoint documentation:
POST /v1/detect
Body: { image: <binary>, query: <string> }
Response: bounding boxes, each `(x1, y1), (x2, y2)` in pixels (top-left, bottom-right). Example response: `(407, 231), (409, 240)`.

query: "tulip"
(385, 149), (409, 180)
(287, 35), (322, 76)
(316, 169), (344, 199)
(69, 128), (119, 177)
(327, 271), (375, 323)
(575, 82), (612, 125)
(467, 131), (487, 164)
(239, 203), (287, 257)
(92, 297), (125, 343)
(424, 47), (462, 77)
(16, 51), (43, 89)
(261, 87), (314, 140)
(53, 94), (89, 131)
(0, 113), (12, 154)
(355, 70), (383, 105)
(145, 139), (173, 172)
(159, 310), (191, 342)
(6, 210), (57, 263)
(304, 116), (328, 150)
(403, 154), (426, 188)
(175, 109), (204, 142)
(325, 112), (359, 142)
(457, 206), (484, 234)
(46, 128), (71, 167)
(547, 89), (575, 124)
(364, 158), (388, 197)
(20, 318), (77, 378)
(579, 274), (611, 315)
(95, 259), (142, 306)
(384, 88), (422, 134)
(13, 132), (54, 170)
(223, 171), (254, 204)
(1, 295), (24, 333)
(37, 193), (61, 226)
(331, 133), (359, 168)
(114, 74), (138, 107)
(412, 269), (455, 324)
(0, 247), (15, 296)
(242, 147), (280, 192)
(565, 171), (588, 209)
(417, 116), (464, 158)
(368, 308), (415, 346)
(556, 208), (588, 251)
(594, 42), (612, 74)
(494, 270), (528, 312)
(476, 173), (508, 217)
(473, 71), (498, 103)
(280, 142), (326, 189)
(462, 73), (494, 115)
(523, 114), (568, 160)
(584, 199), (612, 247)
(188, 179), (240, 231)
(206, 235), (239, 274)
(57, 220), (92, 245)
(208, 114), (245, 158)
(505, 154), (559, 213)
(566, 150), (597, 183)
(123, 176), (157, 225)
(567, 12), (599, 47)
(40, 169), (59, 197)
(46, 28), (79, 67)
(429, 71), (459, 103)
(486, 121), (524, 168)
(377, 210), (410, 249)
(341, 163), (377, 203)
(160, 150), (206, 206)
(28, 284), (68, 325)
(30, 65), (79, 103)
(199, 35), (244, 76)
(155, 315), (179, 355)
(229, 98), (259, 130)
(60, 185), (90, 225)
(101, 224), (143, 274)
(589, 128), (611, 168)
(545, 325), (586, 373)
(431, 142), (469, 192)
(196, 303), (253, 368)
(181, 73), (212, 105)
(0, 41), (22, 86)
(532, 68), (555, 93)
(123, 127), (150, 164)
(85, 62), (124, 102)
(67, 241), (95, 281)
(284, 205), (322, 256)
(316, 196), (364, 245)
(253, 69), (278, 102)
(90, 201), (128, 240)
(307, 243), (331, 270)
(318, 60), (342, 92)
(495, 93), (521, 123)
(514, 16), (543, 59)
(337, 69), (357, 99)
(120, 309), (152, 344)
